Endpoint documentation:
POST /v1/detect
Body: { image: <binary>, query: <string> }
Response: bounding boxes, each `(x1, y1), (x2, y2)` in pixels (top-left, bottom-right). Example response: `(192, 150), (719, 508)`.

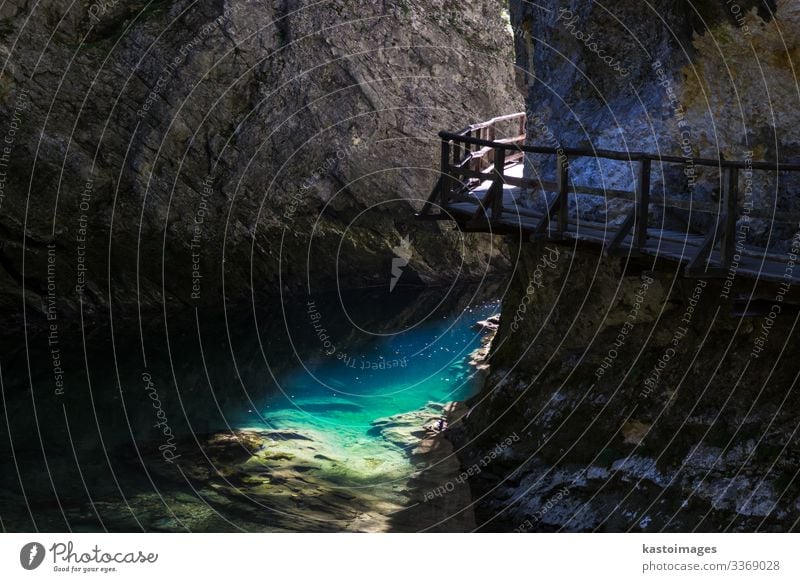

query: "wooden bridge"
(418, 112), (800, 285)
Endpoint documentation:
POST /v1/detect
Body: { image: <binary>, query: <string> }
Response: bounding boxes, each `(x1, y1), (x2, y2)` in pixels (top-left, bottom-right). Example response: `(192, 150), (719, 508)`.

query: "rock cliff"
(459, 0), (800, 532)
(509, 0), (797, 248)
(463, 245), (800, 531)
(0, 0), (520, 319)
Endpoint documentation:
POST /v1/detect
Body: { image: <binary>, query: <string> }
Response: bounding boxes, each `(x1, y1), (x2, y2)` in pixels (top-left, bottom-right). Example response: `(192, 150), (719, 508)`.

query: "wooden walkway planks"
(445, 194), (793, 284)
(419, 113), (800, 285)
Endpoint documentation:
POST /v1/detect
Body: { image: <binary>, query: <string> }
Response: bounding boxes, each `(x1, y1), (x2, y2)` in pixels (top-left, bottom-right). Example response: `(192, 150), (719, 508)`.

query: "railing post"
(488, 124), (496, 167)
(453, 140), (463, 169)
(491, 146), (506, 220)
(440, 139), (453, 206)
(635, 157), (652, 251)
(720, 165), (739, 268)
(468, 130), (478, 173)
(557, 154), (568, 238)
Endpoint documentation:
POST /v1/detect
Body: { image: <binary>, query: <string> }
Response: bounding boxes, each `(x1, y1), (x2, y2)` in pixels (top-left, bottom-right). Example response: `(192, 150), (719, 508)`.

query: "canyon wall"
(0, 0), (520, 321)
(458, 0), (800, 532)
(463, 244), (800, 531)
(509, 0), (797, 249)
(0, 0), (522, 517)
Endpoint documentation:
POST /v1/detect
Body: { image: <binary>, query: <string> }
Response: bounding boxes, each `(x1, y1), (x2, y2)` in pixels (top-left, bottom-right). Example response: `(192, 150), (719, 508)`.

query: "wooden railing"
(422, 112), (526, 217)
(420, 113), (800, 276)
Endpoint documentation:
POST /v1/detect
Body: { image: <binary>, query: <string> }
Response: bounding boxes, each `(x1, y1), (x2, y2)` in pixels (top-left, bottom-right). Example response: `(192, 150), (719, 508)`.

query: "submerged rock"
(473, 313), (501, 332)
(27, 397), (480, 532)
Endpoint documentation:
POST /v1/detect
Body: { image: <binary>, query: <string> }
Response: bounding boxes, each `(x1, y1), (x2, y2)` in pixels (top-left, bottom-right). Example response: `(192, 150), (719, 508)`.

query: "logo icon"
(20, 542), (45, 570)
(389, 235), (413, 292)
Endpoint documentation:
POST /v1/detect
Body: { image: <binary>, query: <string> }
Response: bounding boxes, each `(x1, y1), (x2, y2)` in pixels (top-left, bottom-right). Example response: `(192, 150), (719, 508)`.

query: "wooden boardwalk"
(418, 113), (800, 285)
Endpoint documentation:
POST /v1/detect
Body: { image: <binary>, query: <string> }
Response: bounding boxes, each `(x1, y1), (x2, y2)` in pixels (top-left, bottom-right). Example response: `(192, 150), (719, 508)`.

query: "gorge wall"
(0, 0), (523, 518)
(458, 0), (800, 532)
(509, 0), (796, 249)
(0, 0), (520, 321)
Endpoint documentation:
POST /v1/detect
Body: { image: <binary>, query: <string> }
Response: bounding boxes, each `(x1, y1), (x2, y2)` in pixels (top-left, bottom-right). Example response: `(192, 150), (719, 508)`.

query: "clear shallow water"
(0, 285), (502, 531)
(249, 299), (498, 440)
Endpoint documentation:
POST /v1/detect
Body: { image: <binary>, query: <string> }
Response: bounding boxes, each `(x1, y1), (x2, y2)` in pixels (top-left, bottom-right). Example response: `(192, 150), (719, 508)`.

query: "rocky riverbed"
(0, 400), (477, 532)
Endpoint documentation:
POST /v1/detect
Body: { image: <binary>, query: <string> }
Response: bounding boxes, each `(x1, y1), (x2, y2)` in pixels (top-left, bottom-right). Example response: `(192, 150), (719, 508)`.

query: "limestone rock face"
(461, 243), (800, 531)
(0, 0), (520, 318)
(458, 1), (800, 532)
(509, 0), (798, 248)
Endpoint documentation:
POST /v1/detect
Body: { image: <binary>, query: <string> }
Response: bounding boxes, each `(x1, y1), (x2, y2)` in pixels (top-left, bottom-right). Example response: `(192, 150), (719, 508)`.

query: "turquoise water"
(256, 300), (498, 440)
(0, 289), (500, 531)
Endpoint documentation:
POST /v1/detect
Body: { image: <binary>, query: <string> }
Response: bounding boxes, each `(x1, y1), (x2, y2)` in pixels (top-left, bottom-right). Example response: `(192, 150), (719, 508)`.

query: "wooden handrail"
(439, 129), (800, 172)
(425, 113), (800, 279)
(443, 149), (800, 223)
(453, 112), (527, 136)
(635, 158), (652, 251)
(556, 154), (568, 238)
(719, 166), (739, 267)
